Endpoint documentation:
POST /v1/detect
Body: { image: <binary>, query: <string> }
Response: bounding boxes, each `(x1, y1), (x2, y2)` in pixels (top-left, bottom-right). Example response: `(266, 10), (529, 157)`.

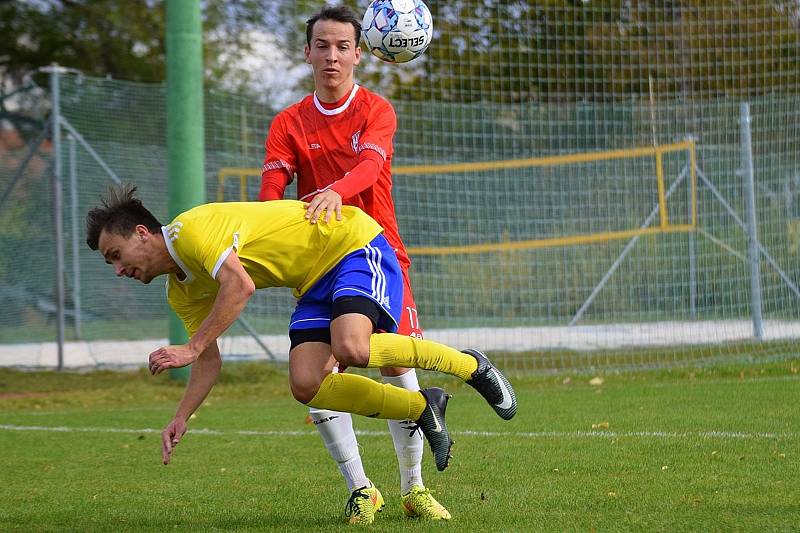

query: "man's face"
(304, 19), (361, 97)
(98, 226), (158, 284)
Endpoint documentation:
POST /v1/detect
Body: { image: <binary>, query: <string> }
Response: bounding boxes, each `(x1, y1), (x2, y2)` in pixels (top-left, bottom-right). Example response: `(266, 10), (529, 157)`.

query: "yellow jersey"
(163, 200), (383, 335)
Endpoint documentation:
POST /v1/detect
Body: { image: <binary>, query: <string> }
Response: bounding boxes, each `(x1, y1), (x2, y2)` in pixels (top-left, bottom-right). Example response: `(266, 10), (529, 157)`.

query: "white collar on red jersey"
(313, 84), (359, 116)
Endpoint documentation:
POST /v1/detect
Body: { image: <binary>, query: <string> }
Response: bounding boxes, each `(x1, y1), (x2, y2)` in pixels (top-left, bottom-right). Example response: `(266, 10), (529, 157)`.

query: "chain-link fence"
(2, 2), (799, 371)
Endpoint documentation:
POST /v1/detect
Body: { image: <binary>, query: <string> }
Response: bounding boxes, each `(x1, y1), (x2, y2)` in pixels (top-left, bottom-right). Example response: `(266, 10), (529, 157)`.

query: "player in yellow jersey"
(85, 185), (517, 493)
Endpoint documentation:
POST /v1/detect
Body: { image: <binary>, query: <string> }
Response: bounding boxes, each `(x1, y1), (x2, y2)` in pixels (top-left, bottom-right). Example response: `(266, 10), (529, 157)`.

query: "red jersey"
(260, 84), (410, 269)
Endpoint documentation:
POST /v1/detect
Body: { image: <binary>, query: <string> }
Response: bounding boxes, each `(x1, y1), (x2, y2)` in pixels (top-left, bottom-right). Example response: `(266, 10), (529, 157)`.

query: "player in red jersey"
(259, 4), (450, 525)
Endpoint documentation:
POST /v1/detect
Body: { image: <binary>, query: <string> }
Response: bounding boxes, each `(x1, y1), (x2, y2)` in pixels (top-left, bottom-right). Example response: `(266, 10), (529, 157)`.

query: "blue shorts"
(289, 234), (403, 333)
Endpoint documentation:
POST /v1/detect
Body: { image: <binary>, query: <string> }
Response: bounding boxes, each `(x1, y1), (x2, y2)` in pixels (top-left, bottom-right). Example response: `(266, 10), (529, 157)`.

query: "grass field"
(1, 360), (798, 532)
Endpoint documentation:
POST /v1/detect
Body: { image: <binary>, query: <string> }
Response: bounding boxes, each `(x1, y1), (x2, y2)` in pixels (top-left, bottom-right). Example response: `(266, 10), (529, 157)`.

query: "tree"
(2, 0), (798, 106)
(0, 1), (298, 91)
(392, 0), (800, 103)
(0, 0), (298, 138)
(0, 1), (166, 87)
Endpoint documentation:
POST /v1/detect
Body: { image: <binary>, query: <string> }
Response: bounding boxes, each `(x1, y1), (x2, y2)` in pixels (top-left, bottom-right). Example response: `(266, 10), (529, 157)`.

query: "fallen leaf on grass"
(589, 376), (604, 386)
(592, 421), (610, 429)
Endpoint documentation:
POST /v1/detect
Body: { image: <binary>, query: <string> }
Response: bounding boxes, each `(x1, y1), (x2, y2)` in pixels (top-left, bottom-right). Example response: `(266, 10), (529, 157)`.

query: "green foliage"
(0, 0), (276, 91)
(384, 1), (800, 103)
(2, 1), (798, 103)
(0, 0), (166, 85)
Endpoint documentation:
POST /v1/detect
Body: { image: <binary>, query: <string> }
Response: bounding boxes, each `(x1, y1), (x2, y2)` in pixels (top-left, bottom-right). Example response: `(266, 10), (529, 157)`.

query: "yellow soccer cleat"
(401, 485), (451, 520)
(344, 485), (385, 525)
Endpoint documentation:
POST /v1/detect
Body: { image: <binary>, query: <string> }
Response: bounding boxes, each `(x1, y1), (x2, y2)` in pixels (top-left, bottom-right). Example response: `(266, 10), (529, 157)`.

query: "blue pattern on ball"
(362, 0), (433, 63)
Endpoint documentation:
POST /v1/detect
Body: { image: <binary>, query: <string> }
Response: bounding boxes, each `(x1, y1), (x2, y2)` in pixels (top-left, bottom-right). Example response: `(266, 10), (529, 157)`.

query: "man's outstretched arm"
(149, 251), (255, 374)
(161, 340), (223, 465)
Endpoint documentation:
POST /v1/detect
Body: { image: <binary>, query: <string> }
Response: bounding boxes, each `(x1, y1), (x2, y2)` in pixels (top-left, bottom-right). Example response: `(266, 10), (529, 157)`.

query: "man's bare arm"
(160, 340), (223, 464)
(148, 252), (255, 374)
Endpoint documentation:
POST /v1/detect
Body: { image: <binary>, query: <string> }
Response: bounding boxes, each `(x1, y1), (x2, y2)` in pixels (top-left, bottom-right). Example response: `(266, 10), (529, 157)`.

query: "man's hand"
(161, 417), (187, 465)
(305, 189), (342, 224)
(148, 344), (199, 375)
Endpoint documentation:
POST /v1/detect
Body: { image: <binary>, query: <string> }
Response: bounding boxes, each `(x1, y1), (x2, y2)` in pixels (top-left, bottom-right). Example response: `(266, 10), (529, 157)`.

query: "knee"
(290, 376), (320, 405)
(331, 337), (370, 368)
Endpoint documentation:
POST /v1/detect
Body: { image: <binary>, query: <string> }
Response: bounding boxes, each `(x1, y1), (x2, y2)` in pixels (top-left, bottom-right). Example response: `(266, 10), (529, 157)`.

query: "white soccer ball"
(361, 0), (433, 64)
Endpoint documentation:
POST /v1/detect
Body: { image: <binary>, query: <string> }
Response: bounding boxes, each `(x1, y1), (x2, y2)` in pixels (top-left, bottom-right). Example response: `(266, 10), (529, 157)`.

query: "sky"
(214, 29), (308, 108)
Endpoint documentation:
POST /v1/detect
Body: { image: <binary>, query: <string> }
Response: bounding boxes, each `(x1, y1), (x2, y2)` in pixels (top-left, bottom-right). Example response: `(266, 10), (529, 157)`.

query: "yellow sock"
(368, 333), (478, 381)
(307, 372), (427, 420)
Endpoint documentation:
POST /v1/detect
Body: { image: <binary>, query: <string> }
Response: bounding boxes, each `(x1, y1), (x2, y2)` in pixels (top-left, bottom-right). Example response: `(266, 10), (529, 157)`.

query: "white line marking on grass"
(0, 424), (311, 436)
(456, 430), (795, 440)
(0, 424), (794, 440)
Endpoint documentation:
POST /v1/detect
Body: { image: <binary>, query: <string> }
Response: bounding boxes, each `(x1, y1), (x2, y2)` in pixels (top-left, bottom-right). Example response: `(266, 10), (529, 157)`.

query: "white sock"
(309, 409), (370, 492)
(383, 369), (424, 494)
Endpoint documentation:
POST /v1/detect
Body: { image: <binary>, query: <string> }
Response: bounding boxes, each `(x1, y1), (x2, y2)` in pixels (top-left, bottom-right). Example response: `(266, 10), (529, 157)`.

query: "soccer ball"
(361, 0), (433, 64)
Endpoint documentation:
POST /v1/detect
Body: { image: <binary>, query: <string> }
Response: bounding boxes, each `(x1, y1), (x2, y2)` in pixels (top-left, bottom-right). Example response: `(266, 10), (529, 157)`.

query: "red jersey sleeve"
(259, 169), (288, 201)
(259, 113), (296, 201)
(329, 149), (383, 200)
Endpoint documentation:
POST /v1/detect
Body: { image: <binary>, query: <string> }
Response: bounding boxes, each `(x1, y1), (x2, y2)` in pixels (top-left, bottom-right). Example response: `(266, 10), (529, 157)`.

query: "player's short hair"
(306, 4), (361, 46)
(85, 184), (162, 250)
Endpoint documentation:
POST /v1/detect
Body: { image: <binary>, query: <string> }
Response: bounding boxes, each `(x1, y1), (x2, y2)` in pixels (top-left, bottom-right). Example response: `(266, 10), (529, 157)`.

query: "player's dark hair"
(306, 4), (361, 46)
(85, 184), (162, 251)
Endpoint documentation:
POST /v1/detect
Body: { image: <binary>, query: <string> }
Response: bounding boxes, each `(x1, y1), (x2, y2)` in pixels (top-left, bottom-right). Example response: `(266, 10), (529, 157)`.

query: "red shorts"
(397, 268), (423, 339)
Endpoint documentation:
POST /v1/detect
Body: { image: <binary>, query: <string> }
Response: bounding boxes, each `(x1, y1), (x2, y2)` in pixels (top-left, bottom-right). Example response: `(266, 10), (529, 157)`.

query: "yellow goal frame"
(216, 139), (697, 256)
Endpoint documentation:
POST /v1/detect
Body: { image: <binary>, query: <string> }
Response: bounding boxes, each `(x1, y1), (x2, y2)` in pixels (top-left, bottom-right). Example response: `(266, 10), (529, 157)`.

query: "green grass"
(492, 339), (799, 375)
(1, 361), (799, 532)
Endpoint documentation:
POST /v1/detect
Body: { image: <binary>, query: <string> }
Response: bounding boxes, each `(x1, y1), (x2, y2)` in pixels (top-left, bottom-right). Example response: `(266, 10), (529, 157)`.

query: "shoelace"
(406, 488), (443, 515)
(344, 487), (370, 517)
(409, 487), (436, 499)
(401, 422), (421, 438)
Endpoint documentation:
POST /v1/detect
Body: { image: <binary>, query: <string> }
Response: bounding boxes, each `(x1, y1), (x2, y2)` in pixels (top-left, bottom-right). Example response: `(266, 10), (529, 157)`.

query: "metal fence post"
(68, 134), (82, 339)
(49, 65), (66, 369)
(740, 102), (764, 340)
(687, 137), (697, 319)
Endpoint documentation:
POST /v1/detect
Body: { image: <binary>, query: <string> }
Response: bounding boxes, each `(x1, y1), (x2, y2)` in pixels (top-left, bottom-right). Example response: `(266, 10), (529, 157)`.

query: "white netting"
(1, 2), (798, 371)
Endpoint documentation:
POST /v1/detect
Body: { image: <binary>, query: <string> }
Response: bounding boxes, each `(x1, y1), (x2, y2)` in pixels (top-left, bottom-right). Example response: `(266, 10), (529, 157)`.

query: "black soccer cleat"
(416, 387), (454, 472)
(463, 349), (517, 420)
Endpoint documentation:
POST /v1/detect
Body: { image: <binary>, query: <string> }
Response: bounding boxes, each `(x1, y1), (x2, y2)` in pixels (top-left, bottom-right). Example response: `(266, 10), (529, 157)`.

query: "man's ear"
(304, 44), (311, 64)
(135, 224), (150, 241)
